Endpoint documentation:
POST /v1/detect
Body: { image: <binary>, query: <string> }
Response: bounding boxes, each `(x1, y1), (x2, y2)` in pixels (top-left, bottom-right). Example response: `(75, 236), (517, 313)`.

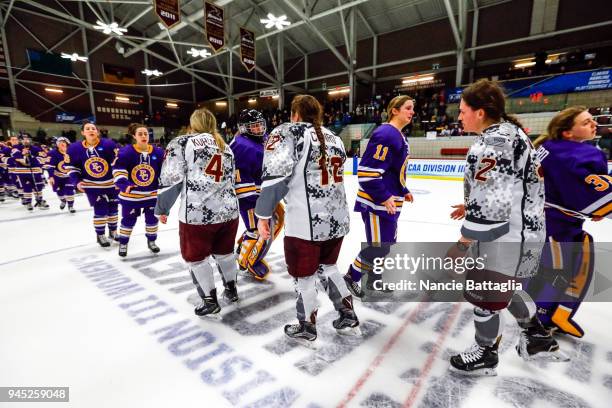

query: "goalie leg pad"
(237, 230), (272, 280)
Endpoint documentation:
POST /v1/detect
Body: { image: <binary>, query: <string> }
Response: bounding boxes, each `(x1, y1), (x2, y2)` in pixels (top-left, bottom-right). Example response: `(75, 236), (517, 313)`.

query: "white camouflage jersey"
(159, 132), (238, 225)
(255, 122), (350, 241)
(461, 122), (545, 277)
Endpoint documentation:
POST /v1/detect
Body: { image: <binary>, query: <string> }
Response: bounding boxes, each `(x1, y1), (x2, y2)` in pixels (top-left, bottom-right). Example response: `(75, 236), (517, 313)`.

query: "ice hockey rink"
(1, 175), (611, 408)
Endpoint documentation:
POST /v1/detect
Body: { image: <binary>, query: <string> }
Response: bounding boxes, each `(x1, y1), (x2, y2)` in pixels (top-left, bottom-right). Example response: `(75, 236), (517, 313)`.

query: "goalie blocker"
(237, 203), (284, 280)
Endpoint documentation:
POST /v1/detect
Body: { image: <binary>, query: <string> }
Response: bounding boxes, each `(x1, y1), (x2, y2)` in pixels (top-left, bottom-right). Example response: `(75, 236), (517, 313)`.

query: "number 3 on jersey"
(205, 153), (223, 182)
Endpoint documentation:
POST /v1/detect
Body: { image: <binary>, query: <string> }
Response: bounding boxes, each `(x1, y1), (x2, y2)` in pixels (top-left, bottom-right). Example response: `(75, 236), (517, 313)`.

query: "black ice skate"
(222, 280), (239, 303)
(343, 273), (364, 299)
(516, 324), (570, 362)
(68, 205), (76, 214)
(26, 203), (33, 211)
(195, 289), (221, 318)
(118, 244), (128, 257)
(147, 240), (160, 253)
(97, 234), (111, 247)
(450, 343), (499, 376)
(0, 195), (4, 202)
(59, 200), (66, 210)
(333, 308), (361, 336)
(284, 321), (318, 348)
(108, 230), (119, 242)
(35, 199), (50, 210)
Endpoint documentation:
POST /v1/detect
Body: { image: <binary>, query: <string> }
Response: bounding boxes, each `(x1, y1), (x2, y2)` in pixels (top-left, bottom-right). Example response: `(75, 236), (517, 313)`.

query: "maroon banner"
(155, 0), (181, 28)
(239, 27), (255, 73)
(205, 2), (224, 52)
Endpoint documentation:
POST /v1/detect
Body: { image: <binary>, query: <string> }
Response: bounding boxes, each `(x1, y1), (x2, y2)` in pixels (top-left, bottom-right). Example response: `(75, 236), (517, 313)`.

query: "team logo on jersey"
(131, 164), (155, 187)
(57, 160), (69, 175)
(84, 157), (109, 178)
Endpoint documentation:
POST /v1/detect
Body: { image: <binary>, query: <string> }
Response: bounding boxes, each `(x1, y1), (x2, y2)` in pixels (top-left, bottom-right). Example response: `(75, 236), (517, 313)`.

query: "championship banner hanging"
(240, 27), (256, 72)
(155, 0), (181, 28)
(205, 2), (224, 52)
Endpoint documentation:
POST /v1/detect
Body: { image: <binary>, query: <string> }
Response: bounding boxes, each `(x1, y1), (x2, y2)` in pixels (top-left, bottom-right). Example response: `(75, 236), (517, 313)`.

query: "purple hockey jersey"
(537, 139), (611, 236)
(354, 123), (410, 219)
(10, 144), (44, 175)
(229, 134), (264, 211)
(45, 148), (72, 179)
(66, 138), (117, 191)
(113, 144), (164, 203)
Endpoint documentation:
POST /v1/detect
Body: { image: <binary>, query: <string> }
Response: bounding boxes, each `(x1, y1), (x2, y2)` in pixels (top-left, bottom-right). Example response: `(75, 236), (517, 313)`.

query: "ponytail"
(501, 112), (525, 133)
(190, 107), (225, 151)
(313, 122), (326, 162)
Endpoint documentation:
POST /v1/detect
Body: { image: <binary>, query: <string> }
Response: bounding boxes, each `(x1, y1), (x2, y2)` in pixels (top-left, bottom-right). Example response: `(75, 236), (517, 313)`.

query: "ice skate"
(147, 240), (160, 253)
(516, 327), (570, 362)
(450, 343), (499, 376)
(97, 234), (111, 248)
(222, 280), (239, 303)
(284, 321), (318, 349)
(35, 199), (49, 210)
(195, 289), (221, 319)
(59, 200), (66, 210)
(118, 243), (128, 257)
(343, 273), (364, 299)
(333, 308), (361, 336)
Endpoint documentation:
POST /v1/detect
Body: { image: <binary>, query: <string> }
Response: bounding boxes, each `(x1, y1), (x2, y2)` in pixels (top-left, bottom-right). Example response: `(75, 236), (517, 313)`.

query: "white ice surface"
(1, 176), (610, 408)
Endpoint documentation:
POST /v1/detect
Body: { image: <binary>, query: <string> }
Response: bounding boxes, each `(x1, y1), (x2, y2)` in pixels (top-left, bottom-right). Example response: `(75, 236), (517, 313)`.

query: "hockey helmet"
(238, 109), (266, 138)
(56, 137), (70, 147)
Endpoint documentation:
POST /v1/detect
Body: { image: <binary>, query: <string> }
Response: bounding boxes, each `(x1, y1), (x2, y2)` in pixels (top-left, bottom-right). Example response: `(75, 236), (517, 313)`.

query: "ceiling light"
(45, 87), (63, 94)
(260, 13), (291, 30)
(93, 20), (127, 36)
(142, 69), (163, 77)
(166, 102), (178, 108)
(61, 52), (88, 62)
(248, 98), (257, 104)
(187, 48), (212, 58)
(401, 75), (435, 84)
(215, 101), (227, 107)
(514, 61), (536, 68)
(328, 88), (350, 95)
(115, 96), (130, 102)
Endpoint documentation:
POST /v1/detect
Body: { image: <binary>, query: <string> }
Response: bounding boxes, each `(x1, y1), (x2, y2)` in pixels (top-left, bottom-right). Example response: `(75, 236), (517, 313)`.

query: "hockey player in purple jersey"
(11, 135), (49, 211)
(66, 122), (119, 247)
(531, 107), (611, 338)
(113, 123), (163, 257)
(3, 136), (21, 199)
(45, 137), (76, 213)
(230, 109), (284, 280)
(0, 140), (10, 202)
(345, 95), (415, 297)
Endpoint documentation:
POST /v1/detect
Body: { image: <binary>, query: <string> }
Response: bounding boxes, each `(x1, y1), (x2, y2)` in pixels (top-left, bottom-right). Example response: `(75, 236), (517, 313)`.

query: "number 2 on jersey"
(205, 153), (223, 182)
(475, 158), (497, 182)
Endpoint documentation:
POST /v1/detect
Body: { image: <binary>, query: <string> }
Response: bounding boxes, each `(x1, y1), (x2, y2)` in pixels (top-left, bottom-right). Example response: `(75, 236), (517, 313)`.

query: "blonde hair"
(190, 107), (225, 150)
(533, 106), (587, 148)
(386, 95), (414, 122)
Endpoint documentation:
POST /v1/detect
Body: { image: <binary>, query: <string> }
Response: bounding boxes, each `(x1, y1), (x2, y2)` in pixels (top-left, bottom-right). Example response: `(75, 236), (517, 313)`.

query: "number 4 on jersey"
(205, 153), (223, 182)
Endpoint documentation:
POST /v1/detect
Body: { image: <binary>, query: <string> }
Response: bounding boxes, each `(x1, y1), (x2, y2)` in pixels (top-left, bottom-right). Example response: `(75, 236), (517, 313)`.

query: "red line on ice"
(337, 301), (429, 408)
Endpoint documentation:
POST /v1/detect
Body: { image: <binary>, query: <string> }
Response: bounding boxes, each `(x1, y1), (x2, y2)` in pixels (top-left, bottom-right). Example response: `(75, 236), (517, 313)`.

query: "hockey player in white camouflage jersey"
(157, 108), (240, 318)
(448, 80), (567, 377)
(256, 95), (359, 347)
(160, 131), (237, 225)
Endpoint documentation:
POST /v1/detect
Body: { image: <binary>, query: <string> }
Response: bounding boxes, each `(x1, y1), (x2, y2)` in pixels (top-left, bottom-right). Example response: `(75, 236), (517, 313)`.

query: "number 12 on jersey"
(319, 156), (343, 186)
